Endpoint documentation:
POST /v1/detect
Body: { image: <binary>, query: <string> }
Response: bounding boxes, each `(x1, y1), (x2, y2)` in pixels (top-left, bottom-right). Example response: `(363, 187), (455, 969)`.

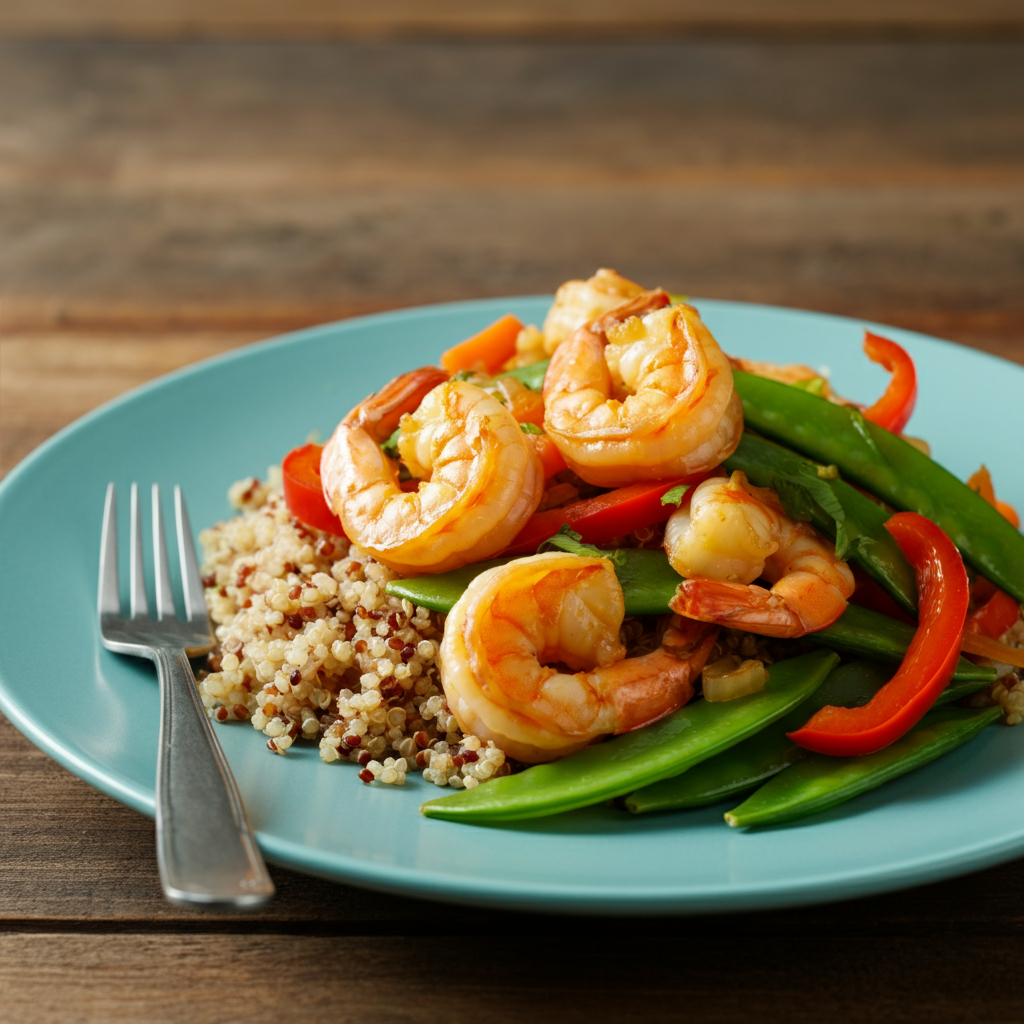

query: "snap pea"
(385, 541), (685, 618)
(387, 550), (993, 684)
(420, 650), (839, 823)
(733, 370), (1024, 603)
(723, 704), (1003, 828)
(624, 658), (990, 814)
(624, 659), (892, 814)
(386, 557), (515, 613)
(724, 431), (917, 614)
(811, 603), (994, 683)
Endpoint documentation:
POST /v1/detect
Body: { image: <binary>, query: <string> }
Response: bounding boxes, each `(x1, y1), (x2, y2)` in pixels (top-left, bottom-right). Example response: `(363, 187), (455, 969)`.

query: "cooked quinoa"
(197, 470), (509, 789)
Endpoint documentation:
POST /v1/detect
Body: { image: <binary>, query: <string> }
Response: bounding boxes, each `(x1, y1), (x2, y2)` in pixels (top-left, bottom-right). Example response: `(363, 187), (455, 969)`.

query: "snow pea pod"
(386, 542), (684, 617)
(624, 658), (990, 814)
(625, 659), (892, 814)
(733, 370), (1024, 603)
(420, 650), (839, 823)
(811, 603), (994, 683)
(724, 704), (1003, 828)
(723, 431), (917, 614)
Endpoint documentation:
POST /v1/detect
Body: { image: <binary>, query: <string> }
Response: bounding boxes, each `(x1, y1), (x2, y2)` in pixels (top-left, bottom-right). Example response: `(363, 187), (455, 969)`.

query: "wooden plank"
(2, 0), (1024, 40)
(2, 41), (1022, 334)
(2, 931), (1024, 1023)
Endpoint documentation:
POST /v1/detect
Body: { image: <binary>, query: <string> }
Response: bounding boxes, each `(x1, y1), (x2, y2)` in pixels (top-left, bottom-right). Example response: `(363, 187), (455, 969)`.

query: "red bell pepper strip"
(788, 511), (968, 757)
(526, 432), (569, 479)
(862, 331), (917, 434)
(503, 475), (706, 556)
(966, 589), (1021, 641)
(282, 443), (346, 536)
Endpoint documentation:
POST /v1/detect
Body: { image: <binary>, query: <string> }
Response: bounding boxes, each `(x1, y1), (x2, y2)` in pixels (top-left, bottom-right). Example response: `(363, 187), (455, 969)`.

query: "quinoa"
(197, 470), (508, 789)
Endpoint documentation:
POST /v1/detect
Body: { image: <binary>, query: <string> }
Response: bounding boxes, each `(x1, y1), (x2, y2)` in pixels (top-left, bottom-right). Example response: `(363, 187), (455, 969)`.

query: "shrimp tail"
(610, 617), (719, 734)
(343, 365), (449, 439)
(671, 578), (819, 639)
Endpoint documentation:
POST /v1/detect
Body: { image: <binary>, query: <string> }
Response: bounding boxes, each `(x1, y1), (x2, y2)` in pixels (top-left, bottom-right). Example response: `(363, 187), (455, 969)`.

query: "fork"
(98, 482), (275, 908)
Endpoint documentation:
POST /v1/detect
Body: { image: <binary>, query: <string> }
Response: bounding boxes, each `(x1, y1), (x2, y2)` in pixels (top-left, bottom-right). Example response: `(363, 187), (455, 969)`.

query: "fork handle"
(153, 648), (275, 908)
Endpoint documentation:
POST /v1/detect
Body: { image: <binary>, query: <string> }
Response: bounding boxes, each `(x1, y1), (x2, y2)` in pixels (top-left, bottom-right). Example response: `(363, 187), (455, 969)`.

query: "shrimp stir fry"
(439, 552), (718, 763)
(666, 472), (855, 638)
(543, 290), (743, 487)
(321, 368), (544, 576)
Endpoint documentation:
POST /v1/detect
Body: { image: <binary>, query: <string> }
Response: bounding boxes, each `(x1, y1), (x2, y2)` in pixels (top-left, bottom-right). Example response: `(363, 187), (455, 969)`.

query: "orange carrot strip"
(961, 630), (1024, 669)
(440, 314), (524, 375)
(968, 464), (1019, 527)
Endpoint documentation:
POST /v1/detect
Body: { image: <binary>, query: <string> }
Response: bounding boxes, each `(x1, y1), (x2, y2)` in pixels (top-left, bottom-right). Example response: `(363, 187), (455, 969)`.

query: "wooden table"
(1, 34), (1023, 1023)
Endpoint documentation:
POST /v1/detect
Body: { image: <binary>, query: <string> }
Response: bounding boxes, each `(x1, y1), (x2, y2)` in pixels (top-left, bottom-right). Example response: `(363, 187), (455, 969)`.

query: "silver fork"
(98, 482), (274, 908)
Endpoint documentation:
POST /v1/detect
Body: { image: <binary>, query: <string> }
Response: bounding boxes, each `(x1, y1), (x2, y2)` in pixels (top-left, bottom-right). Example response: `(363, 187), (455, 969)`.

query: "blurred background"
(2, 0), (1023, 474)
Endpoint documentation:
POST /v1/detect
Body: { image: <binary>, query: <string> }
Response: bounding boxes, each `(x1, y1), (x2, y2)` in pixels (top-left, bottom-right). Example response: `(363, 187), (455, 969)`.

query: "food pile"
(198, 269), (1024, 827)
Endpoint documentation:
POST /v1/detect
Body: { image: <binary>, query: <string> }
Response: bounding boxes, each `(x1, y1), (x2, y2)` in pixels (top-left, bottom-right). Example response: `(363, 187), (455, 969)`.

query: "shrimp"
(542, 291), (743, 487)
(439, 552), (719, 763)
(540, 268), (647, 356)
(665, 472), (855, 638)
(321, 368), (545, 576)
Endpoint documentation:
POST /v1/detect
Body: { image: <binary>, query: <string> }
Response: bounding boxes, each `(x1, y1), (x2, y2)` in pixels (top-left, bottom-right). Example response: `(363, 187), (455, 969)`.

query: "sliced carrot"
(961, 630), (1024, 669)
(440, 313), (524, 375)
(527, 433), (568, 479)
(968, 464), (1020, 528)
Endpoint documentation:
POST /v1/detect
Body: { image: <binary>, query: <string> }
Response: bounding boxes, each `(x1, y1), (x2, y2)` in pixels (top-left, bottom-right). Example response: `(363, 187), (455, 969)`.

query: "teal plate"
(1, 298), (1022, 915)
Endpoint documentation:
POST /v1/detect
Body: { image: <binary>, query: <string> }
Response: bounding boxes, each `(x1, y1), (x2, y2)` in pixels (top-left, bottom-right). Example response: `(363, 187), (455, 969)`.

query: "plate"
(1, 297), (1022, 915)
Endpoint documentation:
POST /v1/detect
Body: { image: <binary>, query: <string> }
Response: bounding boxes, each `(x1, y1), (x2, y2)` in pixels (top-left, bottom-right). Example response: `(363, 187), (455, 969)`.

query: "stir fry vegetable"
(725, 705), (1002, 828)
(734, 370), (1024, 603)
(421, 651), (838, 822)
(789, 512), (970, 757)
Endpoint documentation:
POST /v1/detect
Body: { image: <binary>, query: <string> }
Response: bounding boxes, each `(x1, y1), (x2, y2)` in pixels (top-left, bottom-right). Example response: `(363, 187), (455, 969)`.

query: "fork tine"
(175, 487), (207, 624)
(152, 484), (176, 622)
(130, 482), (149, 619)
(98, 483), (121, 617)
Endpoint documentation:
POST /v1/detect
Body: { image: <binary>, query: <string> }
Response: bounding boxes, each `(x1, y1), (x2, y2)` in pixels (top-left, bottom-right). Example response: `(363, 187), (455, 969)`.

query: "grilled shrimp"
(439, 552), (718, 763)
(666, 472), (855, 638)
(542, 291), (743, 487)
(321, 368), (545, 576)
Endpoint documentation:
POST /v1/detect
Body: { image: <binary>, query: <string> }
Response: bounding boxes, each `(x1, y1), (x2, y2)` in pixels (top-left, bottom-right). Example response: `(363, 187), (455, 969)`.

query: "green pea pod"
(812, 603), (994, 683)
(724, 431), (917, 614)
(386, 557), (515, 612)
(387, 552), (993, 684)
(724, 704), (1003, 828)
(624, 659), (892, 813)
(420, 650), (839, 823)
(733, 370), (1024, 602)
(624, 658), (991, 814)
(386, 544), (685, 617)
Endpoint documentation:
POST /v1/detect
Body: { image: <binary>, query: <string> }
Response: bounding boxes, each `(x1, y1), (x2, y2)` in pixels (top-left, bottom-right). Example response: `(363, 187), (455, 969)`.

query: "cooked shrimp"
(439, 552), (718, 763)
(540, 268), (647, 355)
(321, 369), (545, 576)
(542, 291), (743, 487)
(666, 472), (855, 638)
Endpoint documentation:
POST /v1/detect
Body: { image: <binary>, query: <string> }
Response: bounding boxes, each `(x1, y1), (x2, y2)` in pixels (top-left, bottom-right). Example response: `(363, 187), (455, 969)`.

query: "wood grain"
(2, 0), (1024, 40)
(2, 40), (1023, 329)
(2, 930), (1024, 1024)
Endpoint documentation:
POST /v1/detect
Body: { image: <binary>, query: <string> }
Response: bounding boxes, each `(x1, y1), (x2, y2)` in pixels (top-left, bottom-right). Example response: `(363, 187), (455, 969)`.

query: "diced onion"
(702, 654), (769, 703)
